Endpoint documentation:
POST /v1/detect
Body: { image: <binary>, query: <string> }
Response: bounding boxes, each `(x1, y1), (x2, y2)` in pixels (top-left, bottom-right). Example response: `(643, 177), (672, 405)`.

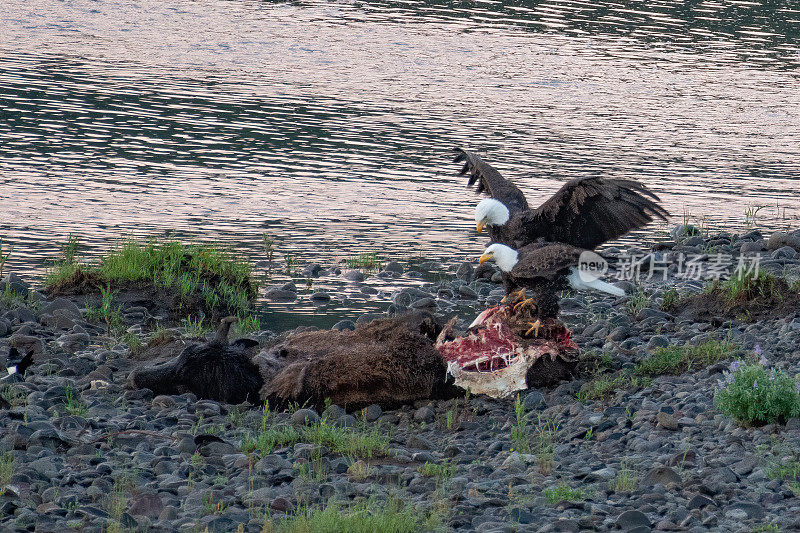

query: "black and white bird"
(455, 148), (669, 250)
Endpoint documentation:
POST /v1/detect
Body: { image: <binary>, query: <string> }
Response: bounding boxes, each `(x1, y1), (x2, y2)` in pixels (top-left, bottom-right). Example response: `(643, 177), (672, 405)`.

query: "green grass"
(542, 484), (585, 504)
(242, 416), (390, 459)
(661, 287), (679, 311)
(714, 270), (781, 302)
(634, 338), (737, 376)
(611, 460), (637, 492)
(626, 289), (650, 315)
(0, 452), (14, 497)
(234, 313), (261, 334)
(45, 239), (257, 318)
(346, 252), (383, 271)
(0, 238), (12, 279)
(509, 394), (531, 453)
(264, 496), (442, 533)
(417, 461), (456, 480)
(577, 372), (652, 402)
(509, 396), (559, 474)
(62, 384), (88, 417)
(182, 315), (208, 337)
(0, 384), (28, 409)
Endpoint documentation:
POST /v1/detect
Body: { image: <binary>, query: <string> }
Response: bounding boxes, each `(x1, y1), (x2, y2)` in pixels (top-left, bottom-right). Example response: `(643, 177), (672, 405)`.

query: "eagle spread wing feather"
(528, 176), (669, 250)
(453, 148), (529, 213)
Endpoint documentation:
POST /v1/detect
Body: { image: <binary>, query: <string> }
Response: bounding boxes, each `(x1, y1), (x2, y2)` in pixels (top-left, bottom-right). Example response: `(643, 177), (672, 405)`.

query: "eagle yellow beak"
(476, 219), (486, 234)
(478, 253), (492, 264)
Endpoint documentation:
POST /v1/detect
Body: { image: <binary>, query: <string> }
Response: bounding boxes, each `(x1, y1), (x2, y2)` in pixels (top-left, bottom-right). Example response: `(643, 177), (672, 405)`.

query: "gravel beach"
(2, 227), (800, 532)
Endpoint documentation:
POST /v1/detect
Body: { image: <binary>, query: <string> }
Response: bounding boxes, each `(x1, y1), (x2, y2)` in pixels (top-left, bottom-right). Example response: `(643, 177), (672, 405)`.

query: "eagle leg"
(513, 297), (537, 314)
(525, 320), (542, 337)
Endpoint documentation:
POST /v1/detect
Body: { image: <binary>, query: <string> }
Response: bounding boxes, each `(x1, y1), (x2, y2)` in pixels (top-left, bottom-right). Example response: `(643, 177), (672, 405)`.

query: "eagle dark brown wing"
(453, 148), (529, 213)
(510, 243), (584, 281)
(526, 176), (669, 250)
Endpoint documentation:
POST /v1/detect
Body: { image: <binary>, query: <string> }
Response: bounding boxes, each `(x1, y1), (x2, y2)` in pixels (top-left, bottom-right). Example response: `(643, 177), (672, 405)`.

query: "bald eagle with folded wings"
(454, 148), (669, 250)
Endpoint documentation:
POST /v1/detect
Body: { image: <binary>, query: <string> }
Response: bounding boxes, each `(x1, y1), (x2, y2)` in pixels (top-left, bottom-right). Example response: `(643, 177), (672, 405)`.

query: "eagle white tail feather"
(567, 267), (625, 297)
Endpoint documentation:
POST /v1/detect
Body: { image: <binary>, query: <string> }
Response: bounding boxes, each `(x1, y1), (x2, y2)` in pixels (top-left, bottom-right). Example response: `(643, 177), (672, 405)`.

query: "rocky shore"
(2, 227), (800, 532)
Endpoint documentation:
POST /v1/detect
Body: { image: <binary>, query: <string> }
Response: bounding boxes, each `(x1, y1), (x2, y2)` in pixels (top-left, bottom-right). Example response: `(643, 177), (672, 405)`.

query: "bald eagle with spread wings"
(454, 148), (669, 250)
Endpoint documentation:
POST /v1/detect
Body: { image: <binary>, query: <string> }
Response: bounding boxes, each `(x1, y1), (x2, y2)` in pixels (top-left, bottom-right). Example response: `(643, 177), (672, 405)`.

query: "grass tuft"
(635, 338), (737, 376)
(45, 239), (257, 319)
(263, 496), (440, 533)
(543, 484), (585, 504)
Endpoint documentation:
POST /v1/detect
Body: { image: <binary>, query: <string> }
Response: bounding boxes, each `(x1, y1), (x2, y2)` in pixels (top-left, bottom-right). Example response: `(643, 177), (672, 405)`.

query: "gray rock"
(410, 297), (436, 309)
(687, 493), (715, 509)
(767, 231), (800, 252)
(384, 261), (403, 273)
(771, 246), (796, 260)
(363, 404), (382, 422)
(656, 412), (678, 430)
(457, 285), (478, 299)
(355, 312), (384, 326)
(41, 298), (81, 318)
(128, 493), (164, 519)
(724, 501), (764, 519)
(1, 273), (30, 297)
(291, 409), (320, 426)
(343, 270), (364, 282)
(456, 262), (474, 282)
(265, 288), (296, 301)
(646, 335), (670, 350)
(413, 406), (435, 424)
(199, 440), (236, 456)
(57, 332), (90, 353)
(642, 466), (681, 486)
(616, 510), (652, 530)
(740, 240), (766, 253)
(302, 264), (323, 277)
(523, 390), (546, 411)
(309, 291), (331, 301)
(331, 320), (355, 331)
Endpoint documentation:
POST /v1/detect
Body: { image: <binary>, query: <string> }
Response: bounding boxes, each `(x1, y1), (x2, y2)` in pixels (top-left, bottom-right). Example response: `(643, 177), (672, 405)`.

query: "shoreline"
(1, 226), (800, 531)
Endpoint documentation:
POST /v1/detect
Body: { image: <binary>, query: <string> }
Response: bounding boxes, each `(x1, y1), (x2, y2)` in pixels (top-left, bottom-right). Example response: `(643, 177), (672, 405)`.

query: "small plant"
(543, 484), (585, 504)
(265, 496), (439, 533)
(262, 234), (274, 276)
(661, 287), (679, 311)
(510, 394), (530, 453)
(234, 313), (261, 334)
(744, 204), (767, 228)
(294, 452), (329, 483)
(533, 415), (559, 474)
(182, 315), (207, 337)
(635, 338), (737, 376)
(612, 460), (637, 492)
(716, 353), (800, 426)
(98, 282), (121, 334)
(346, 252), (382, 271)
(0, 239), (12, 279)
(626, 289), (650, 315)
(577, 372), (652, 402)
(0, 385), (28, 409)
(347, 459), (372, 481)
(105, 474), (134, 533)
(201, 490), (228, 515)
(63, 385), (88, 417)
(285, 253), (297, 275)
(715, 270), (779, 303)
(0, 452), (14, 497)
(417, 461), (455, 480)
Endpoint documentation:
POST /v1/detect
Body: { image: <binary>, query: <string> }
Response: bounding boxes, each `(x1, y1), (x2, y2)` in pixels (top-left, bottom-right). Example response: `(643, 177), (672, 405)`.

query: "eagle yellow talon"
(513, 297), (537, 313)
(525, 320), (542, 337)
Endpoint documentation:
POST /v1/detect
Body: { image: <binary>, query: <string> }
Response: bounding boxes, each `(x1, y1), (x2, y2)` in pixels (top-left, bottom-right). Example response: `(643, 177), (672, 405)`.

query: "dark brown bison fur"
(129, 318), (263, 404)
(258, 312), (455, 409)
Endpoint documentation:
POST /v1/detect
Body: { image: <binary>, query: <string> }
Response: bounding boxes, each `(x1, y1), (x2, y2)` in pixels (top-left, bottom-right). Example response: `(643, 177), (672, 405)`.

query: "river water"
(1, 0), (799, 324)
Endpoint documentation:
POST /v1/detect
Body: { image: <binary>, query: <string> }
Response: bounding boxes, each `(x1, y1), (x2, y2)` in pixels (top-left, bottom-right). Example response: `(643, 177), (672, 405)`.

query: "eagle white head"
(475, 199), (510, 233)
(478, 243), (518, 272)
